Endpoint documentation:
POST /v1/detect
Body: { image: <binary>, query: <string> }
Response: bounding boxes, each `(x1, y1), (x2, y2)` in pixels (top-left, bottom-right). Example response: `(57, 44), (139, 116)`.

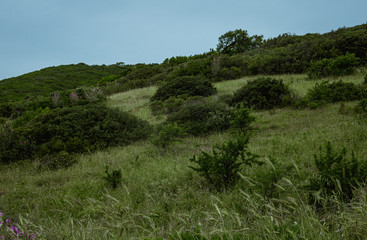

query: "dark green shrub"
(230, 77), (292, 110)
(0, 117), (6, 125)
(307, 53), (360, 79)
(190, 133), (262, 191)
(150, 123), (185, 148)
(306, 80), (362, 103)
(307, 142), (367, 203)
(0, 125), (35, 163)
(229, 104), (255, 135)
(103, 165), (122, 189)
(150, 76), (217, 102)
(26, 103), (151, 156)
(166, 99), (233, 136)
(364, 73), (367, 84)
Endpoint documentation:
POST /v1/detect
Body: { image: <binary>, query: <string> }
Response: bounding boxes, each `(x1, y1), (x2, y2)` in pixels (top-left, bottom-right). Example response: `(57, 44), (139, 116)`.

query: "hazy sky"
(1, 0), (366, 80)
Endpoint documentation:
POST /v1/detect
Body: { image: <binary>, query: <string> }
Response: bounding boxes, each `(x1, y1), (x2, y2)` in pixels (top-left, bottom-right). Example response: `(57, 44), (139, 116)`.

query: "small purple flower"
(6, 219), (10, 223)
(0, 211), (3, 216)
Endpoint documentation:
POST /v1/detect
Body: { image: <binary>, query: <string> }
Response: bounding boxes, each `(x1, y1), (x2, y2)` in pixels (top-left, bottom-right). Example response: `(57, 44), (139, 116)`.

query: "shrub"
(229, 103), (255, 135)
(26, 103), (151, 156)
(190, 133), (262, 191)
(307, 142), (367, 203)
(230, 77), (292, 110)
(166, 99), (233, 136)
(364, 73), (367, 84)
(150, 76), (217, 102)
(0, 125), (35, 164)
(307, 53), (360, 79)
(103, 165), (122, 189)
(306, 80), (362, 103)
(150, 123), (185, 148)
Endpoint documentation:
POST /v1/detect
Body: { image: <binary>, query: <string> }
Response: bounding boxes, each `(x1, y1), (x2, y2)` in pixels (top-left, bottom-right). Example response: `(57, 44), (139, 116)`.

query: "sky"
(0, 0), (366, 80)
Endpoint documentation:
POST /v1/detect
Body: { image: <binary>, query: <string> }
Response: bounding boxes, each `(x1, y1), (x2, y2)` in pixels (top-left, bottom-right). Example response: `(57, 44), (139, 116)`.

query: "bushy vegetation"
(190, 133), (262, 191)
(230, 77), (292, 110)
(150, 76), (217, 102)
(307, 54), (360, 79)
(0, 103), (151, 163)
(166, 98), (233, 136)
(306, 80), (366, 104)
(308, 142), (367, 203)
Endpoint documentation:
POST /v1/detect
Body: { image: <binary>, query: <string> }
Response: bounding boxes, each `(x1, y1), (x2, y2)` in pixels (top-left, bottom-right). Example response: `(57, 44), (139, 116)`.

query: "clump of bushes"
(230, 77), (292, 110)
(307, 53), (360, 79)
(150, 123), (185, 148)
(166, 98), (233, 136)
(0, 103), (151, 164)
(190, 133), (262, 191)
(306, 80), (365, 104)
(307, 142), (367, 203)
(150, 76), (217, 102)
(26, 103), (151, 156)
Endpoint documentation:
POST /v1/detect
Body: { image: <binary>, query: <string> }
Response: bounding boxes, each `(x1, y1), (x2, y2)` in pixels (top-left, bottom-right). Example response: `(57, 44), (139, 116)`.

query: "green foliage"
(308, 142), (367, 202)
(217, 29), (263, 55)
(25, 103), (151, 156)
(0, 63), (128, 103)
(229, 104), (255, 135)
(103, 165), (122, 189)
(166, 99), (233, 136)
(307, 54), (360, 79)
(190, 133), (261, 191)
(230, 77), (292, 110)
(364, 73), (367, 84)
(306, 80), (363, 104)
(150, 123), (185, 148)
(150, 76), (217, 102)
(0, 125), (35, 163)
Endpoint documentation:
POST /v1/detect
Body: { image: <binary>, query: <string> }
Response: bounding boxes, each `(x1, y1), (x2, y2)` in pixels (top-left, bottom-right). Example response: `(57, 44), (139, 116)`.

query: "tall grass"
(1, 71), (367, 239)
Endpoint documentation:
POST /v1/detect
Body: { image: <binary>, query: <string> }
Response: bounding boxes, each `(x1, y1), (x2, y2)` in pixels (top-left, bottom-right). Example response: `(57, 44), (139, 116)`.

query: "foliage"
(230, 77), (292, 110)
(217, 29), (263, 55)
(103, 165), (122, 189)
(0, 125), (35, 164)
(229, 103), (255, 135)
(307, 142), (367, 203)
(190, 133), (261, 191)
(364, 73), (367, 84)
(0, 63), (128, 103)
(0, 210), (39, 239)
(307, 54), (360, 79)
(166, 99), (233, 136)
(150, 123), (185, 148)
(150, 76), (217, 102)
(306, 80), (364, 104)
(25, 103), (151, 157)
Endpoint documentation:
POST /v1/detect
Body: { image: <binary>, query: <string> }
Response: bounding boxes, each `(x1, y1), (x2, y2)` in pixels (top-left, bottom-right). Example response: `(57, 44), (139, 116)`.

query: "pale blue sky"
(1, 0), (366, 80)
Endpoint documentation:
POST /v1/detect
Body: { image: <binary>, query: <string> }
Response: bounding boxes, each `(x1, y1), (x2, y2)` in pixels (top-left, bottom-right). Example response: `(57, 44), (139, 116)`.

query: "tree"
(217, 29), (263, 55)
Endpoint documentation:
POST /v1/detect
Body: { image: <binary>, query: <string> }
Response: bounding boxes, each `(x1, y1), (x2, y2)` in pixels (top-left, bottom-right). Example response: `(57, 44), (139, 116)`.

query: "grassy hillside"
(1, 69), (367, 239)
(0, 63), (128, 103)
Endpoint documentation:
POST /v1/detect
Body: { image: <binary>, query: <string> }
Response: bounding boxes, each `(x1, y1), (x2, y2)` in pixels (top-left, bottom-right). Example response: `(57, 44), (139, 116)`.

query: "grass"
(1, 71), (367, 239)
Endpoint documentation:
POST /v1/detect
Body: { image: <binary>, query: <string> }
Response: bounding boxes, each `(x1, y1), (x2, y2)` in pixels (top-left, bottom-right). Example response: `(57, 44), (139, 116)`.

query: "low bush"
(0, 125), (35, 164)
(103, 165), (122, 189)
(150, 76), (217, 102)
(306, 80), (364, 104)
(150, 123), (185, 148)
(25, 103), (151, 157)
(230, 77), (292, 110)
(166, 99), (233, 136)
(307, 142), (367, 203)
(190, 133), (262, 191)
(37, 151), (76, 171)
(307, 53), (360, 79)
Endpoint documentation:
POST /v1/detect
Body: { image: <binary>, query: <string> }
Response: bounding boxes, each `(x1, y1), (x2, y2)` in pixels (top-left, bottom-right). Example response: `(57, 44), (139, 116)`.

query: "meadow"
(1, 69), (367, 239)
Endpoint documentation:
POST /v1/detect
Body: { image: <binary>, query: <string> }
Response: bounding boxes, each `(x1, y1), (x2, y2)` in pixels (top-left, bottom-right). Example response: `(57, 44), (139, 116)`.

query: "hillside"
(0, 63), (129, 103)
(1, 70), (367, 238)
